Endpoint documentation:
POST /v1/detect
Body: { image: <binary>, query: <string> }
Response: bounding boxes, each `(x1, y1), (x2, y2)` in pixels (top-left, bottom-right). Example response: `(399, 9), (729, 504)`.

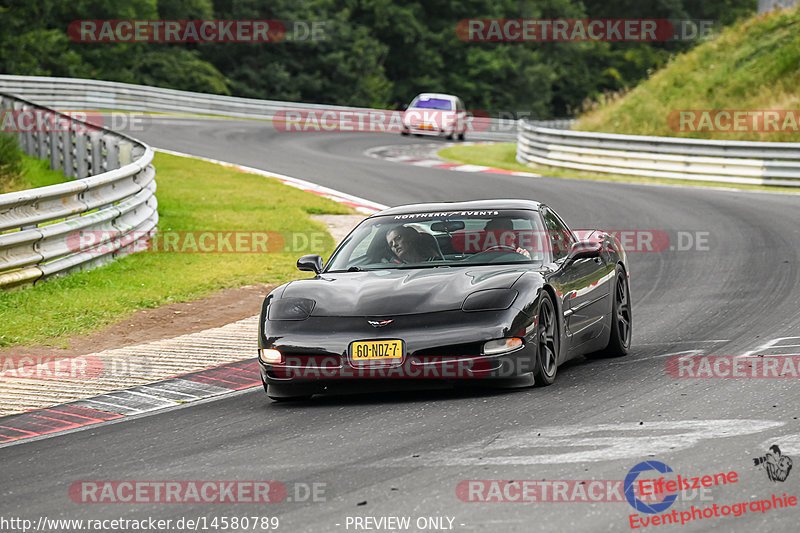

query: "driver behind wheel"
(483, 218), (532, 258)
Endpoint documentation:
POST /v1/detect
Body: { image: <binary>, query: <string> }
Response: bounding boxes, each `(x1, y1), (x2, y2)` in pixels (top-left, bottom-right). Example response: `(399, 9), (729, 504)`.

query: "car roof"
(412, 93), (459, 101)
(375, 199), (542, 216)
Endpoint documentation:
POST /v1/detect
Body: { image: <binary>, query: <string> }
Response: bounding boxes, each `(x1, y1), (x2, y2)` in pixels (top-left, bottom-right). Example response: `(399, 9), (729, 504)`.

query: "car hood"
(282, 266), (529, 316)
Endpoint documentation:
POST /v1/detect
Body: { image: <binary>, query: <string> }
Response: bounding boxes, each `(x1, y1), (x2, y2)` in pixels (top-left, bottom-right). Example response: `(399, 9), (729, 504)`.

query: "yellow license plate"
(350, 340), (403, 362)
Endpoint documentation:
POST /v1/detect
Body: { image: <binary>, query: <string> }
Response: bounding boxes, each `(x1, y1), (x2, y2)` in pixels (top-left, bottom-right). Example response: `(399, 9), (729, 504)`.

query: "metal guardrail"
(0, 93), (157, 289)
(516, 121), (800, 187)
(0, 75), (332, 120)
(0, 75), (572, 133)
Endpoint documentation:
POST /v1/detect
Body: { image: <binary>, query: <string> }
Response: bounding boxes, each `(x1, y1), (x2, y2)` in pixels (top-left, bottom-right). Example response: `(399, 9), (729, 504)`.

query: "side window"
(541, 207), (574, 261)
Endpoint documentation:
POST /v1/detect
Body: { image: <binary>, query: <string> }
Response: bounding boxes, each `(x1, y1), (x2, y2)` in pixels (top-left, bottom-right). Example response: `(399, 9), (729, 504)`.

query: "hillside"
(575, 7), (800, 142)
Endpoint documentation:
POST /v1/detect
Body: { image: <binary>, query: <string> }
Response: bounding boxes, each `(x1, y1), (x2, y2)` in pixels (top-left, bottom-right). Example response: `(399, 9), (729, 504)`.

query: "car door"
(540, 207), (611, 351)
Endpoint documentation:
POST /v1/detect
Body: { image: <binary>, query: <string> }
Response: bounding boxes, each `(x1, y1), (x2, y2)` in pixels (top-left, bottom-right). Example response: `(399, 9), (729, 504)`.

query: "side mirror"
(565, 240), (602, 263)
(297, 254), (323, 274)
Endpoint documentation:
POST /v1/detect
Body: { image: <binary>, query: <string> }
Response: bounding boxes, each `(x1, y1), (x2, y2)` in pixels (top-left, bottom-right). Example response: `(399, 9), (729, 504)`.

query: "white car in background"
(401, 93), (468, 140)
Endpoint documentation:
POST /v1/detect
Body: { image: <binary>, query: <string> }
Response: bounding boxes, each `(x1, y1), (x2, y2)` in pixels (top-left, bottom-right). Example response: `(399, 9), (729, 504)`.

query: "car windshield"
(325, 210), (546, 271)
(410, 97), (453, 110)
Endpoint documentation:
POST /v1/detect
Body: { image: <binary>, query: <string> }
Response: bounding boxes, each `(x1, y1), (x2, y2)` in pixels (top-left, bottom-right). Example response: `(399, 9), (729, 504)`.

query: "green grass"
(0, 133), (24, 193)
(440, 143), (536, 174)
(17, 153), (69, 189)
(439, 143), (800, 193)
(1, 140), (73, 194)
(0, 152), (352, 347)
(576, 7), (800, 142)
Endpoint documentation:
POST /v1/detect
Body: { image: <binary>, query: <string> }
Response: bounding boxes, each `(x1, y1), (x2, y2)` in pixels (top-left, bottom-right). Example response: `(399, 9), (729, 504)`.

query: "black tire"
(458, 132), (465, 141)
(587, 266), (631, 359)
(533, 291), (559, 386)
(401, 129), (409, 136)
(446, 131), (454, 140)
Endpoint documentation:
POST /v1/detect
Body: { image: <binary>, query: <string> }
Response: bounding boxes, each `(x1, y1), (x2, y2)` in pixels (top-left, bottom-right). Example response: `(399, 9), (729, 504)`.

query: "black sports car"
(258, 200), (631, 400)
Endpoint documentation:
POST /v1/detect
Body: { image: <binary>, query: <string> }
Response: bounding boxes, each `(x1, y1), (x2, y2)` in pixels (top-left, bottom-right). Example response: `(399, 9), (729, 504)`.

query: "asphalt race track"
(3, 118), (800, 532)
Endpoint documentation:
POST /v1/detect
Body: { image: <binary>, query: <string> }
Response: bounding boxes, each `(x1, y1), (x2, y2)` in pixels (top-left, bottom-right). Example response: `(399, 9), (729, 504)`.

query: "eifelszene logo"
(624, 461), (678, 514)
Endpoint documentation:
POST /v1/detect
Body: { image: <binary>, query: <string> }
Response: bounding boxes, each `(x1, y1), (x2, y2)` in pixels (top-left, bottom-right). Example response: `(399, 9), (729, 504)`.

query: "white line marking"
(738, 337), (800, 358)
(608, 349), (705, 366)
(411, 159), (448, 167)
(448, 164), (491, 172)
(635, 340), (729, 346)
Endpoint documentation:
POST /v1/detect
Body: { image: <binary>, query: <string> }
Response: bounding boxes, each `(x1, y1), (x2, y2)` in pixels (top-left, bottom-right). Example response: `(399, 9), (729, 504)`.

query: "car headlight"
(259, 348), (283, 364)
(268, 297), (316, 320)
(462, 289), (518, 312)
(483, 338), (523, 355)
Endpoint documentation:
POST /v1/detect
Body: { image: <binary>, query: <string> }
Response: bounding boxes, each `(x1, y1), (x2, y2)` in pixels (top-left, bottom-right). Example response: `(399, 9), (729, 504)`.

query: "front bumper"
(261, 349), (531, 381)
(259, 309), (537, 388)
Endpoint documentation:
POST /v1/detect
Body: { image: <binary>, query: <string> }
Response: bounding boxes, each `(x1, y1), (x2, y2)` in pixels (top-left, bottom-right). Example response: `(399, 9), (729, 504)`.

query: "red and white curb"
(0, 359), (261, 446)
(156, 148), (388, 214)
(0, 150), (391, 446)
(365, 142), (540, 178)
(0, 313), (264, 445)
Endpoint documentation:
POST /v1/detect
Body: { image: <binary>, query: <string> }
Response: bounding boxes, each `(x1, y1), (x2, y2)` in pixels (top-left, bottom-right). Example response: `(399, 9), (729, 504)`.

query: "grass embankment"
(0, 152), (351, 347)
(439, 143), (800, 193)
(576, 8), (800, 141)
(440, 8), (800, 191)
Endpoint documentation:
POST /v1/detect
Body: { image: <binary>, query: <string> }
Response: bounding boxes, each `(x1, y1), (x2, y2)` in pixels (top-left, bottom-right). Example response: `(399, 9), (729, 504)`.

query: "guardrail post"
(37, 113), (50, 159)
(62, 128), (75, 178)
(118, 141), (132, 166)
(75, 131), (89, 178)
(22, 106), (35, 156)
(50, 130), (61, 171)
(104, 135), (119, 170)
(89, 131), (103, 175)
(12, 101), (25, 151)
